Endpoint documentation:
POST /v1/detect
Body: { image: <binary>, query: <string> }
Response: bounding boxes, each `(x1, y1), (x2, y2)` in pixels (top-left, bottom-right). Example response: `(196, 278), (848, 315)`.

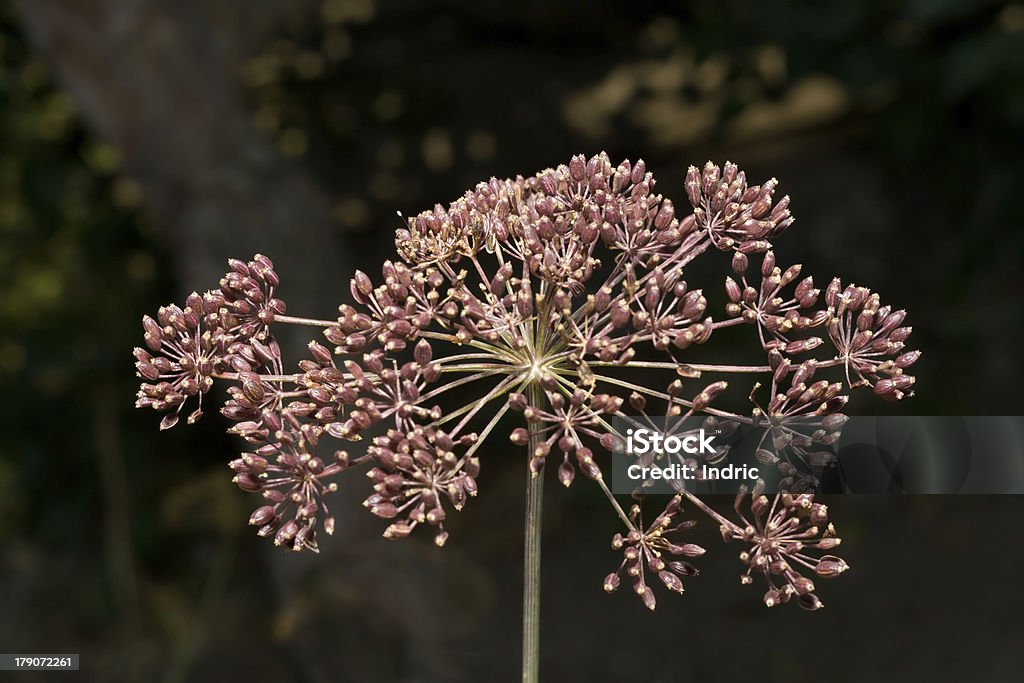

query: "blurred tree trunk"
(15, 0), (344, 310)
(15, 4), (470, 680)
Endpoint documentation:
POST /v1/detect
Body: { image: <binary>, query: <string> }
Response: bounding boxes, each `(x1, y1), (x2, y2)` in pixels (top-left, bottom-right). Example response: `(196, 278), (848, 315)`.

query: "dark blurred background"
(1, 0), (1023, 680)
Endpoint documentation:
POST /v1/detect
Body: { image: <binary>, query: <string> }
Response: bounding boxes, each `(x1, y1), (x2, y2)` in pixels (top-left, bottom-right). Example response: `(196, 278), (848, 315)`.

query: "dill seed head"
(134, 153), (914, 611)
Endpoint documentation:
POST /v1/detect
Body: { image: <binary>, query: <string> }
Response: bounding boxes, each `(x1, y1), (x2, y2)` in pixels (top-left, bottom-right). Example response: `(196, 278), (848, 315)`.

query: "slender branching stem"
(586, 360), (772, 373)
(522, 381), (544, 683)
(274, 314), (334, 327)
(214, 372), (301, 382)
(682, 491), (740, 532)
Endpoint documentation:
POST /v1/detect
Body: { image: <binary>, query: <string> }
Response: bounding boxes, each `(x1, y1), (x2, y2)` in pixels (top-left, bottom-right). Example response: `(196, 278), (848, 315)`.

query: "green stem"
(522, 382), (544, 683)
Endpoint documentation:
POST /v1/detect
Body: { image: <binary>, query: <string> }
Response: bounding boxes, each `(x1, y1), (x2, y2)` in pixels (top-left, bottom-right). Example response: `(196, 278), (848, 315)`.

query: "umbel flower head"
(134, 291), (227, 430)
(603, 495), (704, 610)
(134, 154), (917, 609)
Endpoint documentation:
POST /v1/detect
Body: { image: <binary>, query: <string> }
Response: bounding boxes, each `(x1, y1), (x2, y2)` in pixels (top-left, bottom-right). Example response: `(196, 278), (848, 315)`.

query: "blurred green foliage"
(239, 1), (1023, 235)
(0, 15), (155, 533)
(0, 12), (242, 673)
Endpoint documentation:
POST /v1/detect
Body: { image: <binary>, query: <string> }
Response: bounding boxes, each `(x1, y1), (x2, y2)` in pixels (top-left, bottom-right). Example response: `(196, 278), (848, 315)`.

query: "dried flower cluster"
(603, 495), (704, 610)
(135, 154), (917, 608)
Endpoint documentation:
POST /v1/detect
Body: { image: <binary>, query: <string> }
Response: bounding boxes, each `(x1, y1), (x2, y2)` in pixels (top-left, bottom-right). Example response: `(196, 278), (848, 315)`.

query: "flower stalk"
(522, 382), (545, 683)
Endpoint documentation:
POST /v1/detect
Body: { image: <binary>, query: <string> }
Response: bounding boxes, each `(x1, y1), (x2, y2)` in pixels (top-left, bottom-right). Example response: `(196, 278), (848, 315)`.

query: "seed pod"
(815, 556), (850, 578)
(778, 262), (802, 282)
(896, 350), (921, 368)
(558, 460), (575, 487)
(275, 520), (299, 546)
(249, 506), (277, 527)
(693, 381), (728, 411)
(798, 593), (823, 611)
(640, 586), (656, 611)
(725, 277), (742, 303)
(569, 154), (586, 181)
(414, 339), (433, 365)
(658, 571), (684, 593)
